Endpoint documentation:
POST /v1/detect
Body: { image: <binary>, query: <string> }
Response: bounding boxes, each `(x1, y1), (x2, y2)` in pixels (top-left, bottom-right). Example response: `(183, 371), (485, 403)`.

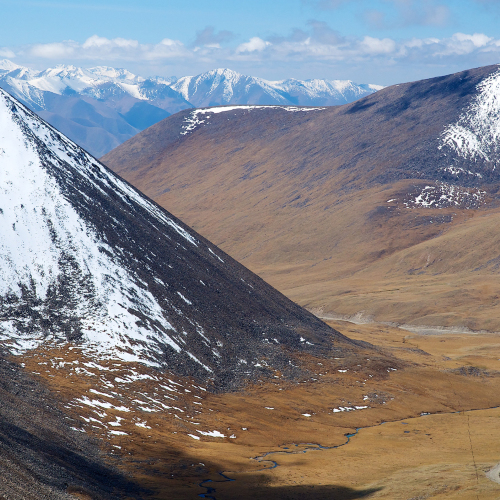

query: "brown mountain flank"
(102, 64), (500, 331)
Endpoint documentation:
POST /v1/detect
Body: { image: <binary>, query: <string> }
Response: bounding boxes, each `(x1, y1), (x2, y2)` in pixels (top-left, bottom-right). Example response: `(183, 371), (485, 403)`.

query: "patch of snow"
(404, 183), (485, 209)
(332, 405), (369, 413)
(440, 67), (500, 164)
(197, 429), (225, 438)
(109, 430), (128, 436)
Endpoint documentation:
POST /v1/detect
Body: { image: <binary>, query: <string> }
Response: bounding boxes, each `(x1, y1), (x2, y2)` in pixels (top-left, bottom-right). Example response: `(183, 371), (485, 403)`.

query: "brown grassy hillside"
(102, 64), (500, 331)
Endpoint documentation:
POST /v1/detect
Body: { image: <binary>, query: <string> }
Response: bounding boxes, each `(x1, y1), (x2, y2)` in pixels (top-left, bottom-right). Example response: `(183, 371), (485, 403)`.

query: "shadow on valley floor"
(196, 472), (381, 500)
(0, 350), (147, 499)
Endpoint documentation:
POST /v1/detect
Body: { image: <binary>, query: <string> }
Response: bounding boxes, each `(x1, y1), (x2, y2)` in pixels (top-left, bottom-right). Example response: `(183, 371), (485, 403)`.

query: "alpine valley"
(103, 63), (500, 334)
(3, 63), (500, 500)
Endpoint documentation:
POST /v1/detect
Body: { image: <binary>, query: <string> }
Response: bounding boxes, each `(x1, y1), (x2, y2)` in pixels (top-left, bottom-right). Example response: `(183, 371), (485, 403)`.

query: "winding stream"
(198, 405), (500, 499)
(198, 430), (359, 498)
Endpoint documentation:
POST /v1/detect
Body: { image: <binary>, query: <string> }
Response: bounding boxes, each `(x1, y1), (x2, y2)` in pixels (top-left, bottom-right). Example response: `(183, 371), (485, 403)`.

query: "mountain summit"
(0, 88), (357, 390)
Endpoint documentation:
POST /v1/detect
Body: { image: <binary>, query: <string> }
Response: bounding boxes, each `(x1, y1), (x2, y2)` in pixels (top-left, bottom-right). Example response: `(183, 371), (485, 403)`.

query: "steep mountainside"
(0, 88), (358, 391)
(103, 64), (500, 330)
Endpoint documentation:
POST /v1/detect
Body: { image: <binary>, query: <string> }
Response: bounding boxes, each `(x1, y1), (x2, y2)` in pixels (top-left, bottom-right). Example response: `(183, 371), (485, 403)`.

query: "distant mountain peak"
(0, 59), (22, 73)
(171, 67), (382, 108)
(87, 65), (144, 83)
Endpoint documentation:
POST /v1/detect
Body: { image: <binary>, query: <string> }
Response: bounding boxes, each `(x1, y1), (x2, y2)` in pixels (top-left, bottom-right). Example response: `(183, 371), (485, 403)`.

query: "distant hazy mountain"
(171, 68), (383, 107)
(0, 60), (382, 156)
(0, 60), (191, 156)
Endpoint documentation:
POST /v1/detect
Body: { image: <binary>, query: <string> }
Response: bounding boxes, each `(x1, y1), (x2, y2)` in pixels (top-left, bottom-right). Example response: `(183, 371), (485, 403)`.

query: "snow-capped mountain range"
(0, 87), (352, 389)
(0, 60), (382, 156)
(171, 68), (382, 108)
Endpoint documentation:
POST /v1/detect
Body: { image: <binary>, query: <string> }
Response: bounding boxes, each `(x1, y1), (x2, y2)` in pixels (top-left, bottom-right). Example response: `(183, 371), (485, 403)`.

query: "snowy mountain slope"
(0, 88), (354, 389)
(439, 66), (500, 172)
(171, 68), (382, 107)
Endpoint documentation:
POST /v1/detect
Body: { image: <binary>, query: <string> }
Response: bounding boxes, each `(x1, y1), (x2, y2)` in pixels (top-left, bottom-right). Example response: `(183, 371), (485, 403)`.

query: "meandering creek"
(198, 406), (500, 499)
(198, 429), (360, 498)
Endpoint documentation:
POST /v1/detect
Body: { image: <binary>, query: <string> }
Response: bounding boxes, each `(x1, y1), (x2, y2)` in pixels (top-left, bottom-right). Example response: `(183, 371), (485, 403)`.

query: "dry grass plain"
(13, 319), (500, 499)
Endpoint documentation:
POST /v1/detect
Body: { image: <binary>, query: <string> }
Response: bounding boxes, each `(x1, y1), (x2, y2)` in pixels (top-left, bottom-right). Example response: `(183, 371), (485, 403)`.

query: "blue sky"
(1, 0), (500, 84)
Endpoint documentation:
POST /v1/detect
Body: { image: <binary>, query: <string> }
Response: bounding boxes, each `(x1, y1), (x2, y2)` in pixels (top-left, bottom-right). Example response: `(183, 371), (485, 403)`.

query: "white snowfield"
(440, 66), (500, 166)
(0, 89), (205, 366)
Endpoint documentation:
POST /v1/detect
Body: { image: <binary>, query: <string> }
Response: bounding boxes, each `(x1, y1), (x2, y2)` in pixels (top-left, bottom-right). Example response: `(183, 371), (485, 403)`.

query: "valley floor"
(176, 320), (500, 499)
(10, 318), (500, 499)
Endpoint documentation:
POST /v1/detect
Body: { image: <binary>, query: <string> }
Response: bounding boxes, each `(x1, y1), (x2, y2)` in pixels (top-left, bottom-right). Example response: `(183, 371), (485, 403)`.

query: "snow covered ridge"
(0, 89), (198, 366)
(0, 60), (382, 111)
(439, 66), (500, 167)
(180, 105), (326, 136)
(171, 67), (383, 107)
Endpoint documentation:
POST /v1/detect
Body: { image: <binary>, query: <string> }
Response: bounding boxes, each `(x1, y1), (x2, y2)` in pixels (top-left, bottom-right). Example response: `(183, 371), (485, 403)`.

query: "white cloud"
(0, 48), (16, 58)
(236, 37), (271, 53)
(28, 35), (190, 62)
(31, 41), (78, 59)
(4, 30), (500, 84)
(359, 36), (397, 55)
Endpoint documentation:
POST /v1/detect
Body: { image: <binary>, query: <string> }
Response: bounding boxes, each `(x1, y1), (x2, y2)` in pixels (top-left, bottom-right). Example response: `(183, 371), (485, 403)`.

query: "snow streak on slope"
(440, 66), (500, 167)
(180, 105), (326, 136)
(0, 89), (195, 365)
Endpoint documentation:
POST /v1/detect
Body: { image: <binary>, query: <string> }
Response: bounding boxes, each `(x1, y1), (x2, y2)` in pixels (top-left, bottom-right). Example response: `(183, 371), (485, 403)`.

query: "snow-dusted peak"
(0, 59), (22, 74)
(39, 64), (90, 79)
(87, 66), (144, 83)
(5, 66), (40, 80)
(172, 68), (382, 108)
(0, 88), (339, 387)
